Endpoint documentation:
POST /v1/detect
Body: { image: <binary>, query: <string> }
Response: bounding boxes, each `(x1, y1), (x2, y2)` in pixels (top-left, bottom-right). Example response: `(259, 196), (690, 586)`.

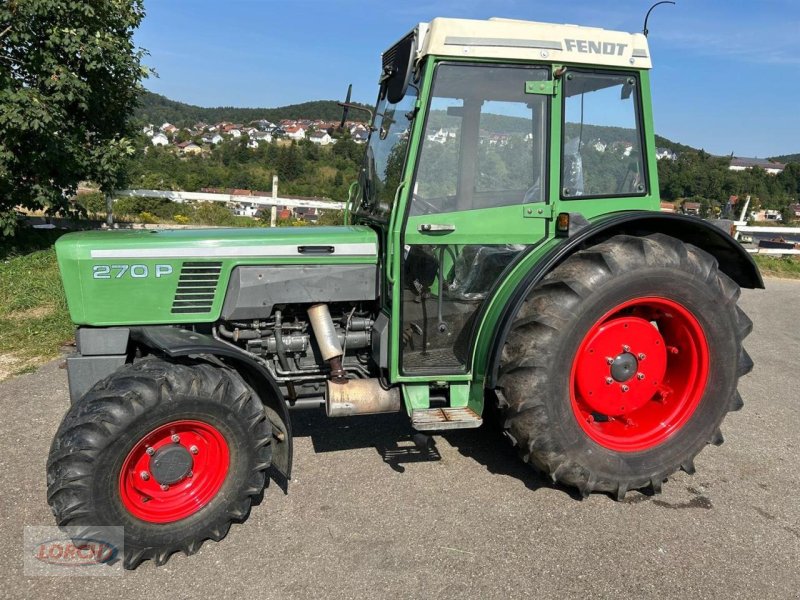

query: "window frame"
(559, 68), (650, 201)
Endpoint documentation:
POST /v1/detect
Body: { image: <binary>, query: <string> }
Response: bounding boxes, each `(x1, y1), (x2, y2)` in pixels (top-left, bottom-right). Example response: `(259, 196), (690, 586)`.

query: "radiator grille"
(171, 262), (222, 314)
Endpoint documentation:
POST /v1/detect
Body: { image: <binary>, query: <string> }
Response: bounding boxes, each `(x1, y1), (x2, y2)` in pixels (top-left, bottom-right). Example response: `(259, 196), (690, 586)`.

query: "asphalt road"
(1, 279), (798, 599)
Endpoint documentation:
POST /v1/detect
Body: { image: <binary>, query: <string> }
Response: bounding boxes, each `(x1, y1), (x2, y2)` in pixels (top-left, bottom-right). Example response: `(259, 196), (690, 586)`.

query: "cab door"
(394, 62), (553, 377)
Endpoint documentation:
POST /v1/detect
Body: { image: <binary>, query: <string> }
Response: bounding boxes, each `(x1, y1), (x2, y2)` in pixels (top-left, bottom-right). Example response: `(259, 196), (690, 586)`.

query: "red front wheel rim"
(119, 420), (230, 523)
(570, 297), (710, 452)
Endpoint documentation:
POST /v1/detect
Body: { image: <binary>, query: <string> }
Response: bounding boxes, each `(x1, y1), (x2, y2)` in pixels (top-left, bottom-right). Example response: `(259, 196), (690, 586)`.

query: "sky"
(135, 0), (800, 157)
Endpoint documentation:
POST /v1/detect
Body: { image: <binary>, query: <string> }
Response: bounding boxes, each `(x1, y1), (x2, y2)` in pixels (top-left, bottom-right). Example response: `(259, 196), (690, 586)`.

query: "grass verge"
(753, 255), (800, 280)
(0, 237), (74, 379)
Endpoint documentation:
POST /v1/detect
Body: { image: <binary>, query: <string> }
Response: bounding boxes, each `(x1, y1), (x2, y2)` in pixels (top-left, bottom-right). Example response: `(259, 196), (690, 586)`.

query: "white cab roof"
(415, 17), (652, 69)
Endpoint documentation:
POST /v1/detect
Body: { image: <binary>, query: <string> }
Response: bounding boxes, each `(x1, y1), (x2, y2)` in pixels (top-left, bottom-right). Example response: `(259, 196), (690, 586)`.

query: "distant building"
(151, 132), (169, 147)
(202, 133), (223, 145)
(160, 122), (178, 134)
(729, 157), (785, 175)
(284, 125), (306, 141)
(656, 147), (677, 160)
(309, 131), (333, 146)
(177, 141), (202, 155)
(247, 138), (259, 149)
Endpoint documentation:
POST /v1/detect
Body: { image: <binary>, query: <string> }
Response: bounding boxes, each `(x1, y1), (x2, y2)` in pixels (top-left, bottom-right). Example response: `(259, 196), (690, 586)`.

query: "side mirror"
(384, 33), (416, 104)
(338, 84), (353, 130)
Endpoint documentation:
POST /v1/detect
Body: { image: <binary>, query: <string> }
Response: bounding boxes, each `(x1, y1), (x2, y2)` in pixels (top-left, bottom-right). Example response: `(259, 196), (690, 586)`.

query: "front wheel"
(497, 234), (753, 499)
(46, 358), (273, 568)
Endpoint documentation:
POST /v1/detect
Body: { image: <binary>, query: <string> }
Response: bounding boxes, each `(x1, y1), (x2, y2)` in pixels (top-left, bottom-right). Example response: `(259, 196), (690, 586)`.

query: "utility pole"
(270, 174), (278, 228)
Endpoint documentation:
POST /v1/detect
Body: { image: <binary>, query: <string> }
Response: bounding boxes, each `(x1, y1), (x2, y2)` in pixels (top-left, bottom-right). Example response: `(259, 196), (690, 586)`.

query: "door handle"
(418, 223), (456, 233)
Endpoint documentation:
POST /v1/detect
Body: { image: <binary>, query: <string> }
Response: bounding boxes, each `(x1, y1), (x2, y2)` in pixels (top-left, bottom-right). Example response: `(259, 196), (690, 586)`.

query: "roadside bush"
(174, 214), (190, 224)
(138, 211), (158, 224)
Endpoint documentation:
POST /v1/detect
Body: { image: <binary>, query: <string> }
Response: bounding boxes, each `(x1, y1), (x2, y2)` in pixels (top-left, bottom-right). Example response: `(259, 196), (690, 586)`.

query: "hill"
(134, 91), (369, 127)
(770, 153), (800, 164)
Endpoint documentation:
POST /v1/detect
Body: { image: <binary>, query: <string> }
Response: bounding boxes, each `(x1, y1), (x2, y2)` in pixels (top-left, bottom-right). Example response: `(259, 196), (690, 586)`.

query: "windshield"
(355, 85), (418, 220)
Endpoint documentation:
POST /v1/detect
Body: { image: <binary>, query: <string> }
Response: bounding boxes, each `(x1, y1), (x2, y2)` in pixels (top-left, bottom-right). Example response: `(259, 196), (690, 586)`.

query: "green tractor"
(47, 17), (761, 568)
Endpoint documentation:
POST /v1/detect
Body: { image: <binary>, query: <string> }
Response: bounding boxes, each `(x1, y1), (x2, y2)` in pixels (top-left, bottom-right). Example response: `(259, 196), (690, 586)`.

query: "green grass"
(753, 255), (800, 279)
(0, 245), (74, 369)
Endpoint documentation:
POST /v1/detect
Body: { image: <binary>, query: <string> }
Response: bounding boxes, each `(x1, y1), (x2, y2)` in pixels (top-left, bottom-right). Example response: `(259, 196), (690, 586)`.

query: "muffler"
(326, 379), (401, 417)
(307, 304), (346, 382)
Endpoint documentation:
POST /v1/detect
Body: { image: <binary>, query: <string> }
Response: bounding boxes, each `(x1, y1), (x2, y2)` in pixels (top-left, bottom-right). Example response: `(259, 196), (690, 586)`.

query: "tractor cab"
(351, 18), (659, 382)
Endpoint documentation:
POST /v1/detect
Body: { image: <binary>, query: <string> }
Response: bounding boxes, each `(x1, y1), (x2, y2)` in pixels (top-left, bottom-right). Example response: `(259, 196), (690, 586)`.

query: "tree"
(0, 0), (147, 236)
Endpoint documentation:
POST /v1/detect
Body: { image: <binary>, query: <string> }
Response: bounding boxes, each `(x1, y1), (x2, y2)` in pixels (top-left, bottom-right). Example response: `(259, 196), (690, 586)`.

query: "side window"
(561, 71), (647, 198)
(411, 63), (549, 216)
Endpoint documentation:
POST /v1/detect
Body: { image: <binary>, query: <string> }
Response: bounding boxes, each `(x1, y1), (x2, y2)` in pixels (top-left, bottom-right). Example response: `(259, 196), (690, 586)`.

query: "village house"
(202, 132), (223, 145)
(284, 125), (306, 141)
(151, 132), (169, 147)
(309, 131), (333, 146)
(177, 141), (202, 155)
(251, 131), (272, 144)
(160, 122), (178, 134)
(656, 147), (678, 160)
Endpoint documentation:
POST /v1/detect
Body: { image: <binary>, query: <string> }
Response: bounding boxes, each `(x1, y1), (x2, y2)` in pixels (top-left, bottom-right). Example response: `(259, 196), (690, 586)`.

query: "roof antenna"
(643, 1), (675, 37)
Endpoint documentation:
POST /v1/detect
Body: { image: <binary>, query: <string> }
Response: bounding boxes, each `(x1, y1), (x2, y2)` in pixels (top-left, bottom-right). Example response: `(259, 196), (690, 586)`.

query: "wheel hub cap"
(610, 352), (638, 382)
(150, 444), (194, 485)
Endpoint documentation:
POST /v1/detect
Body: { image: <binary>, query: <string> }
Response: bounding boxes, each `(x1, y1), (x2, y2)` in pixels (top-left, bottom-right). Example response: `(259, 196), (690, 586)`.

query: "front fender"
(477, 212), (762, 389)
(130, 326), (292, 481)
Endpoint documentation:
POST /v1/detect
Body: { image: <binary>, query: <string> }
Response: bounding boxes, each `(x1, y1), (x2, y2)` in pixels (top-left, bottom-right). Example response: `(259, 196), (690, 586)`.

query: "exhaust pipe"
(326, 379), (401, 417)
(307, 304), (347, 382)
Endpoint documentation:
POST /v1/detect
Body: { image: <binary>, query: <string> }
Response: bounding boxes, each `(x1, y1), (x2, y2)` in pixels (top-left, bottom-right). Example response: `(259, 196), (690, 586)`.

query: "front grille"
(171, 262), (222, 314)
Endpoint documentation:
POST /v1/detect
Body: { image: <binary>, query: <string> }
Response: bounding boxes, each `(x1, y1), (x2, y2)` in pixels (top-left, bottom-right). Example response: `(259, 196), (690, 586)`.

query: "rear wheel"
(47, 358), (272, 568)
(497, 234), (753, 499)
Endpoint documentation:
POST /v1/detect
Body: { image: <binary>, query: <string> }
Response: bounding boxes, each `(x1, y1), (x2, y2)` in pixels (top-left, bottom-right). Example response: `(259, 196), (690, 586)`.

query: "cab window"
(561, 70), (647, 198)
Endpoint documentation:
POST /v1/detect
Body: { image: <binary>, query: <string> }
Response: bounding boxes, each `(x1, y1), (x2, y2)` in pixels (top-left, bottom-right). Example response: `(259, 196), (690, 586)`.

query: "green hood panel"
(56, 226), (378, 326)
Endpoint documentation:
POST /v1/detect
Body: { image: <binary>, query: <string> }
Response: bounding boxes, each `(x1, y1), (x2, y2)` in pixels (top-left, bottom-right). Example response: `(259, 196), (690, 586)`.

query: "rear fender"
(482, 212), (763, 389)
(130, 326), (292, 482)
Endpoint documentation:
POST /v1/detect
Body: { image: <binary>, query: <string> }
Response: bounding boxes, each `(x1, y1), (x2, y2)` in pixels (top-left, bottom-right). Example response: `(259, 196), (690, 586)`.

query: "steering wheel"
(409, 192), (440, 216)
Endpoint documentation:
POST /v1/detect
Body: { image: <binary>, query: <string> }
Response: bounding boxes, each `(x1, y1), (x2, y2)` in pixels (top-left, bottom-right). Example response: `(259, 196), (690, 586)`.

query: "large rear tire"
(46, 357), (273, 568)
(497, 234), (753, 499)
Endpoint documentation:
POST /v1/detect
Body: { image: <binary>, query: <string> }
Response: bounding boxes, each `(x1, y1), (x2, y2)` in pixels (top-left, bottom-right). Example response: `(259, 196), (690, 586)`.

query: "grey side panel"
(221, 265), (377, 320)
(76, 327), (130, 355)
(371, 312), (390, 369)
(66, 355), (127, 404)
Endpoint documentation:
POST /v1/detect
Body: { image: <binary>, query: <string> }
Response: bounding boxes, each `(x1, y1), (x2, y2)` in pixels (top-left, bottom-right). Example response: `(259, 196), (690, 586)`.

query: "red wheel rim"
(570, 297), (709, 452)
(119, 420), (230, 523)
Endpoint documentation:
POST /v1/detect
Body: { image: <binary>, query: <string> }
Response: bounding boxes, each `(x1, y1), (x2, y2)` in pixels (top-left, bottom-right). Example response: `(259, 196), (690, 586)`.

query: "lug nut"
(606, 357), (614, 365)
(139, 471), (150, 481)
(621, 385), (630, 392)
(605, 377), (614, 385)
(638, 353), (646, 360)
(622, 345), (630, 352)
(146, 446), (155, 456)
(189, 445), (199, 454)
(160, 483), (170, 491)
(171, 434), (180, 443)
(186, 470), (193, 478)
(637, 373), (645, 380)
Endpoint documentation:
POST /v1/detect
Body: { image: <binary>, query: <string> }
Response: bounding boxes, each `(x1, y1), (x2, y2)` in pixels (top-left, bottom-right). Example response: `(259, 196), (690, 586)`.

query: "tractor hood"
(56, 226), (378, 326)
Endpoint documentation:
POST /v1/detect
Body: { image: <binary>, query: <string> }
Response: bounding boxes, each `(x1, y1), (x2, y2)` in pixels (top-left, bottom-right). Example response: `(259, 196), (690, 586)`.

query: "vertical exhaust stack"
(307, 303), (401, 416)
(307, 304), (347, 383)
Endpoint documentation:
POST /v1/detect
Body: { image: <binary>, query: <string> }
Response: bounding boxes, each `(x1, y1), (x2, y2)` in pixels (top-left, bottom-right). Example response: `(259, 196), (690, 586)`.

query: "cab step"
(411, 407), (482, 431)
